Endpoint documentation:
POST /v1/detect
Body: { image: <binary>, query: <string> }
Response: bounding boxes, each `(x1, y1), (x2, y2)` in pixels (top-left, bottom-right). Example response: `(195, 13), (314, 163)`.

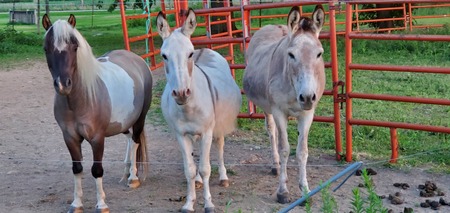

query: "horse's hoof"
(195, 180), (203, 189)
(271, 167), (280, 176)
(128, 179), (140, 189)
(181, 209), (195, 213)
(219, 179), (229, 188)
(95, 207), (110, 213)
(277, 192), (290, 204)
(67, 206), (83, 213)
(205, 207), (215, 213)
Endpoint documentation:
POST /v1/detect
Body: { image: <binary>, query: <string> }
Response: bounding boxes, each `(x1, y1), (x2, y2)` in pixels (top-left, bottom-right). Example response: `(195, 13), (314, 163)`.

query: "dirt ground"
(1, 60), (449, 213)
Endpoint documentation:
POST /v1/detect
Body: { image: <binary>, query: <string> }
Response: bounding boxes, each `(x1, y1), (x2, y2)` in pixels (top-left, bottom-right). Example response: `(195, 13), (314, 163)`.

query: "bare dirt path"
(1, 61), (449, 213)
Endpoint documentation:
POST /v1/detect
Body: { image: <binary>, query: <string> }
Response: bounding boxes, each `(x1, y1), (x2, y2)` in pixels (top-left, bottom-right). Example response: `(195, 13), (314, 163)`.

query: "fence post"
(345, 3), (354, 162)
(328, 1), (343, 160)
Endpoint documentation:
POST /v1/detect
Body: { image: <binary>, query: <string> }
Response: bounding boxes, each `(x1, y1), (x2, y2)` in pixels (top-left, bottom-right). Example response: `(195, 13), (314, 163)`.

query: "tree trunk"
(376, 4), (395, 29)
(210, 0), (239, 36)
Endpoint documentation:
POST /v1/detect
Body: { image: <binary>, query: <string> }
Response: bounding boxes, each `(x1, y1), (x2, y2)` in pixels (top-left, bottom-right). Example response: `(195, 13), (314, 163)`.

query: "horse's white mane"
(48, 20), (101, 101)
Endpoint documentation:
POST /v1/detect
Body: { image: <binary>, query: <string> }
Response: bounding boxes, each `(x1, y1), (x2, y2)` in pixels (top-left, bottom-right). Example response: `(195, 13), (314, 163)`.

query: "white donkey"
(243, 5), (326, 204)
(157, 9), (242, 213)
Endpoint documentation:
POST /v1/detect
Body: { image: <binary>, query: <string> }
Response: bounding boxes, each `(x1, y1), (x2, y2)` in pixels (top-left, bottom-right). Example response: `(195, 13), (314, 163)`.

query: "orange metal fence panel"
(344, 1), (450, 163)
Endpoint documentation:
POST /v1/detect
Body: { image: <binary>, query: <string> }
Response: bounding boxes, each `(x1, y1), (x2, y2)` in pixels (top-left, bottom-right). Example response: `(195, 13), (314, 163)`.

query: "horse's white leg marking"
(199, 130), (214, 209)
(297, 110), (314, 194)
(215, 136), (229, 186)
(95, 177), (109, 211)
(70, 173), (83, 209)
(265, 112), (280, 175)
(177, 134), (197, 212)
(127, 141), (140, 188)
(120, 133), (132, 183)
(272, 109), (290, 203)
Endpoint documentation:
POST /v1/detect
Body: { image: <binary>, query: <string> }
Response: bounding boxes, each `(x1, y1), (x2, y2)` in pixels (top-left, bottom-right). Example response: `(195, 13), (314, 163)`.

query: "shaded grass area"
(1, 10), (449, 173)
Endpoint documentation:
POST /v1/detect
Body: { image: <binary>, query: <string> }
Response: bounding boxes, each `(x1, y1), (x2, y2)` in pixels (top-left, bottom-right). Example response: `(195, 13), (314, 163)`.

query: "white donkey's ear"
(312, 5), (325, 37)
(287, 6), (301, 35)
(181, 8), (197, 37)
(157, 11), (171, 39)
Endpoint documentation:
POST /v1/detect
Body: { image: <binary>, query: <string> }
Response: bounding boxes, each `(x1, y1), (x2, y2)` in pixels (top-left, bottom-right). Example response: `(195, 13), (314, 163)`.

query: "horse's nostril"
(312, 94), (316, 102)
(53, 79), (58, 87)
(299, 94), (305, 102)
(185, 89), (191, 97)
(66, 78), (72, 87)
(172, 90), (177, 97)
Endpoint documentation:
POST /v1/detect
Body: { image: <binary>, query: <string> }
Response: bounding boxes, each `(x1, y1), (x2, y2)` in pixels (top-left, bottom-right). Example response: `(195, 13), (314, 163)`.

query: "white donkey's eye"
(288, 52), (295, 60)
(317, 52), (322, 58)
(162, 54), (168, 60)
(188, 52), (194, 58)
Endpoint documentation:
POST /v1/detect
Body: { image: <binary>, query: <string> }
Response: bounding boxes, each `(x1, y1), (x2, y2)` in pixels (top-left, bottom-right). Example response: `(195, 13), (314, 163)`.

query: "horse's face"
(157, 9), (197, 105)
(42, 14), (78, 96)
(286, 6), (325, 110)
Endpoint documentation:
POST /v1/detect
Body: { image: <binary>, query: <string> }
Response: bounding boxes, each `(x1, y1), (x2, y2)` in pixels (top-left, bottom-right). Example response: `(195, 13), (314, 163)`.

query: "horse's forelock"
(51, 20), (79, 52)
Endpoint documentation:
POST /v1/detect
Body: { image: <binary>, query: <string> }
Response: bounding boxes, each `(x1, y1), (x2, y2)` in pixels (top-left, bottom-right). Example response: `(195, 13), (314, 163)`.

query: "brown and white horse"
(243, 5), (326, 204)
(42, 14), (153, 212)
(157, 9), (242, 213)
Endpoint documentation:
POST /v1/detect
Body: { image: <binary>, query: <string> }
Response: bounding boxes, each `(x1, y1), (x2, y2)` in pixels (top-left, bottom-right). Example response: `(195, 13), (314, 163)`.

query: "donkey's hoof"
(128, 179), (140, 189)
(195, 180), (203, 189)
(277, 192), (290, 204)
(271, 167), (280, 176)
(181, 209), (194, 213)
(95, 207), (110, 213)
(205, 207), (215, 213)
(67, 206), (83, 213)
(219, 179), (229, 188)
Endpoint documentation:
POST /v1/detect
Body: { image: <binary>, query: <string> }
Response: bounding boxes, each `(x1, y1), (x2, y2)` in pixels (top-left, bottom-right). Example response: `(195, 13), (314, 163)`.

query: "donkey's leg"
(296, 110), (315, 194)
(64, 136), (84, 213)
(192, 135), (203, 189)
(119, 131), (132, 184)
(198, 130), (215, 212)
(177, 134), (197, 213)
(215, 136), (229, 187)
(90, 137), (109, 213)
(272, 109), (291, 204)
(265, 112), (280, 175)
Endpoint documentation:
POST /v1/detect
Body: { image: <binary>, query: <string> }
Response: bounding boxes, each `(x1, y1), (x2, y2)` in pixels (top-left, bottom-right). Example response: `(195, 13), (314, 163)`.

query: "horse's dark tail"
(136, 130), (148, 181)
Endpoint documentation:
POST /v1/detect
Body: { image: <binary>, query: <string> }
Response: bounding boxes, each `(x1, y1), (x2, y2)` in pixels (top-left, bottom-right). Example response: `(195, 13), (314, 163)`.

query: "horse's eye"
(188, 52), (194, 59)
(162, 54), (168, 60)
(288, 52), (295, 60)
(317, 52), (322, 58)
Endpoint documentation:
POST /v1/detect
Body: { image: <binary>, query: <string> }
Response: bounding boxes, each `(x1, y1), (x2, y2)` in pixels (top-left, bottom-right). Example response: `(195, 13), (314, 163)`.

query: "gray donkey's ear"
(156, 11), (171, 39)
(181, 8), (197, 37)
(311, 5), (325, 37)
(287, 6), (301, 35)
(42, 14), (52, 31)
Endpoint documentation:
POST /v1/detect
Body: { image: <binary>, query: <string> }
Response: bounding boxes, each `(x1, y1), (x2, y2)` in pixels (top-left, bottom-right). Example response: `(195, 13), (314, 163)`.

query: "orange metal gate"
(119, 0), (450, 163)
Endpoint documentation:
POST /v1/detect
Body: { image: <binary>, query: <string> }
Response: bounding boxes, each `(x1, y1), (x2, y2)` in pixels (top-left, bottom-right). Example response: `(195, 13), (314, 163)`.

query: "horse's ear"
(287, 6), (301, 35)
(68, 14), (76, 28)
(42, 14), (52, 31)
(157, 11), (171, 39)
(181, 8), (196, 37)
(311, 5), (325, 37)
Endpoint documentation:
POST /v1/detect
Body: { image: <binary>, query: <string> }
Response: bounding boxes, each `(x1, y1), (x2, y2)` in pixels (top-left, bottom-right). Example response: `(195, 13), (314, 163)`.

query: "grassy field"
(1, 5), (449, 173)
